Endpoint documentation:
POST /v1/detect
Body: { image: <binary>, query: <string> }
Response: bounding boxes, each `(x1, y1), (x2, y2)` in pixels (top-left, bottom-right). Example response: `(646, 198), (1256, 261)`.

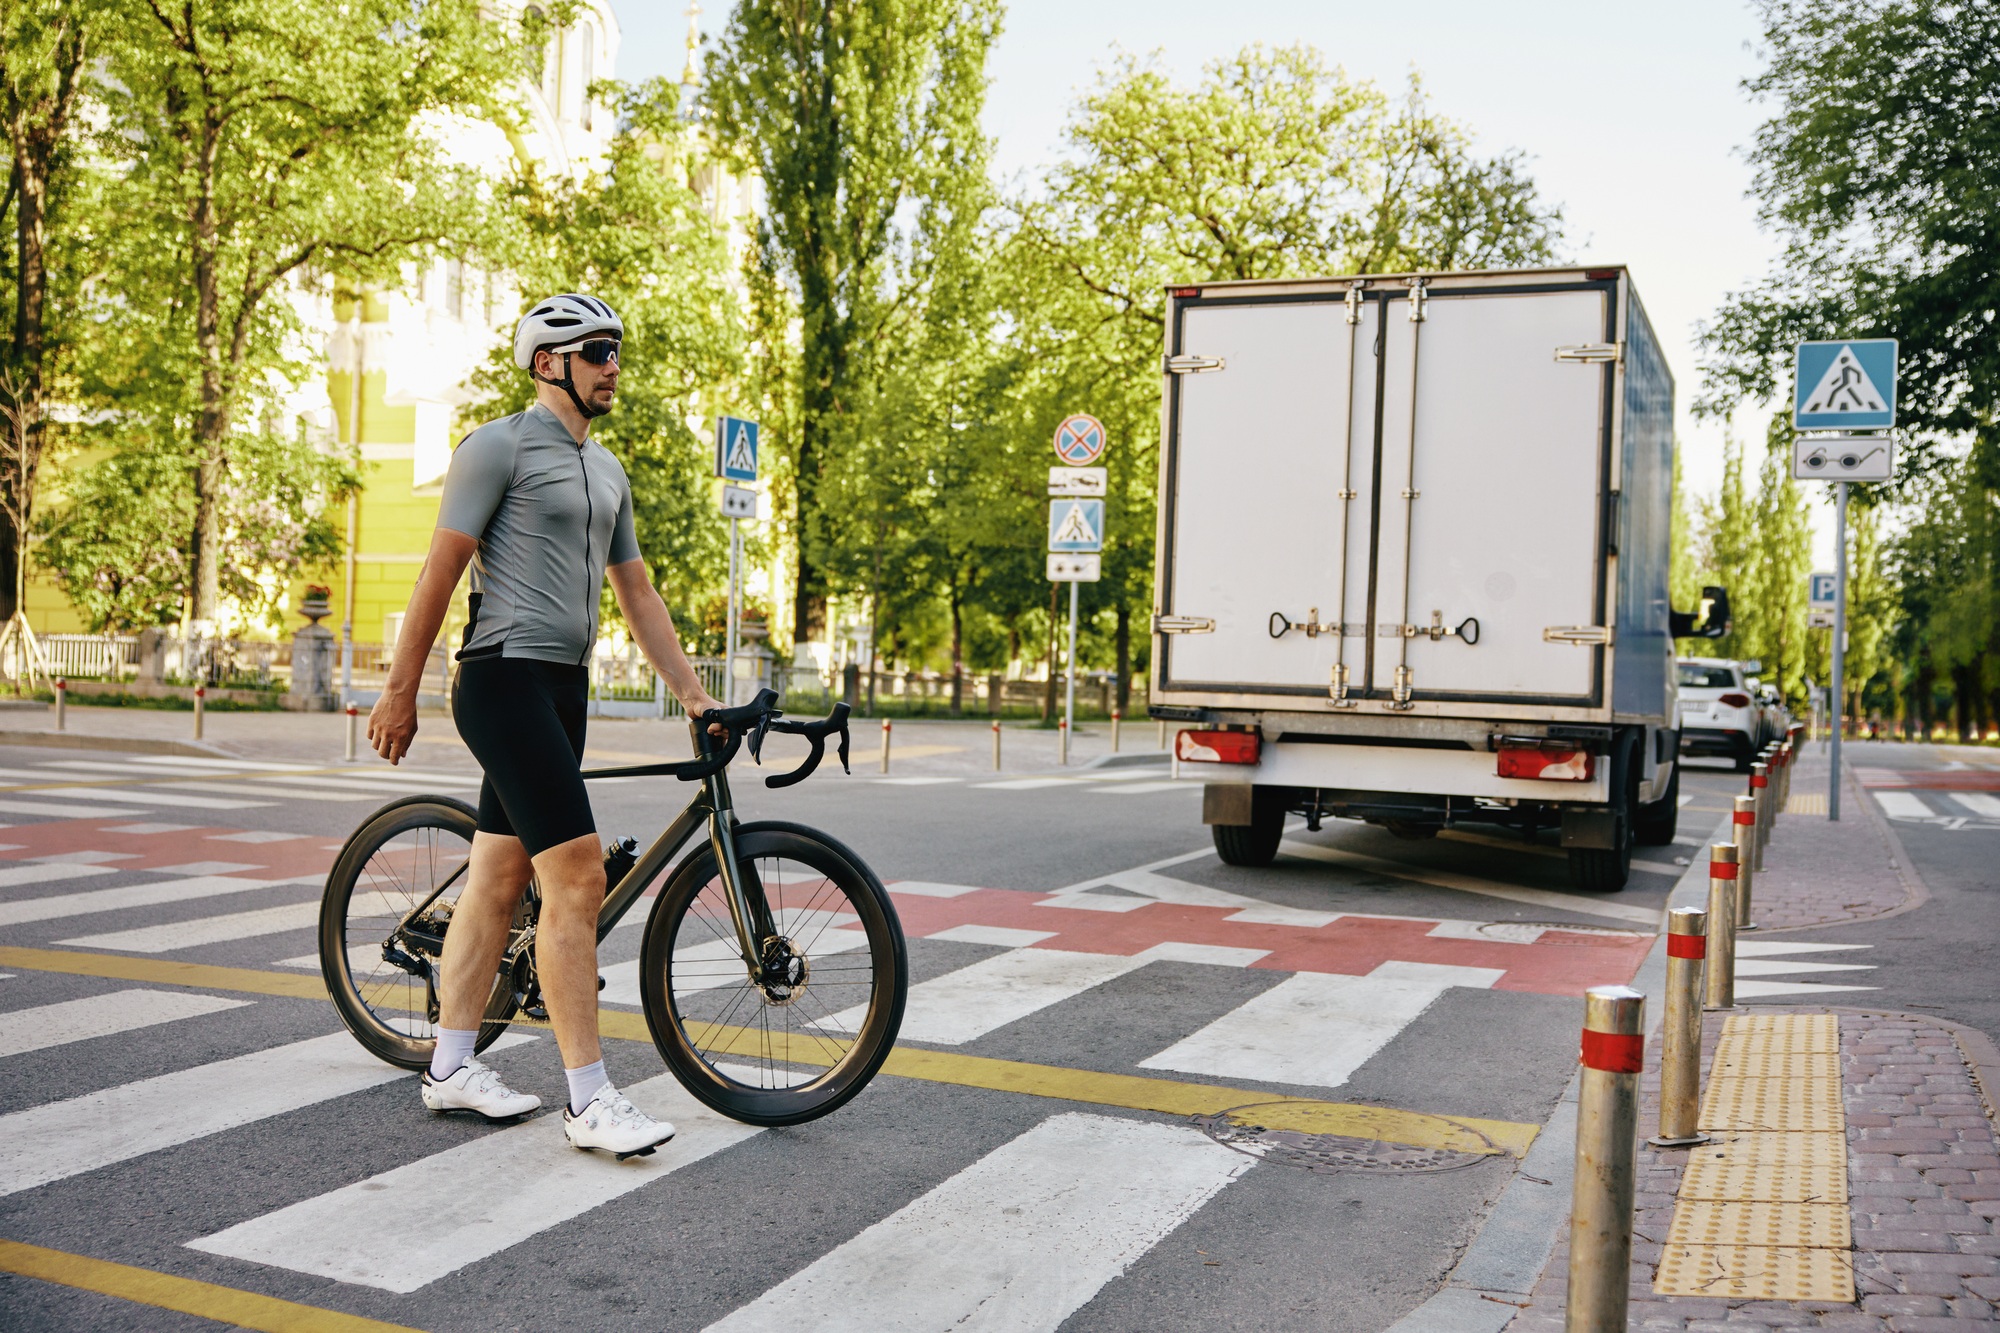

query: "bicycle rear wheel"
(638, 822), (906, 1126)
(320, 796), (519, 1070)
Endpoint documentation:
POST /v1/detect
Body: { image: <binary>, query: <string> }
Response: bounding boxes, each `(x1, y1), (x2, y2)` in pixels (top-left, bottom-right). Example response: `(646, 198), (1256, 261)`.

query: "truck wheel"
(1635, 761), (1679, 846)
(1568, 736), (1637, 892)
(1213, 789), (1285, 867)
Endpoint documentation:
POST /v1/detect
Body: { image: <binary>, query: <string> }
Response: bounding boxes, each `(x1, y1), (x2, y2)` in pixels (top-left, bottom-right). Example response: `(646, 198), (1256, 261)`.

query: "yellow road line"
(0, 945), (1539, 1158)
(0, 1238), (422, 1333)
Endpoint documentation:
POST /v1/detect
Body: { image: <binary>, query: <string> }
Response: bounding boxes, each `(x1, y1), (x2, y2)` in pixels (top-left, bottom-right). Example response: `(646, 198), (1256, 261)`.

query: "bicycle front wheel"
(638, 822), (906, 1126)
(320, 796), (519, 1070)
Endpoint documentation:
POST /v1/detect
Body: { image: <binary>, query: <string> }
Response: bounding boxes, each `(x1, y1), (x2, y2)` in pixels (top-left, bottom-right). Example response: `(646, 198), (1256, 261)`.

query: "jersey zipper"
(578, 444), (594, 667)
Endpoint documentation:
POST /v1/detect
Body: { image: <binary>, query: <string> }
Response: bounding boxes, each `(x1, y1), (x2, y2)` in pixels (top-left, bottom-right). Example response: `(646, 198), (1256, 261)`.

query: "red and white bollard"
(879, 718), (892, 774)
(1705, 843), (1739, 1010)
(1650, 907), (1710, 1148)
(991, 718), (1001, 771)
(193, 684), (206, 741)
(1058, 715), (1069, 767)
(344, 701), (359, 762)
(1568, 984), (1646, 1333)
(1110, 705), (1122, 753)
(53, 677), (66, 732)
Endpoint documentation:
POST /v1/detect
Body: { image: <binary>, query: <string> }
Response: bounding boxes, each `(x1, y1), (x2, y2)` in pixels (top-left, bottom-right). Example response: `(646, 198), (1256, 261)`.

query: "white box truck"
(1147, 265), (1729, 891)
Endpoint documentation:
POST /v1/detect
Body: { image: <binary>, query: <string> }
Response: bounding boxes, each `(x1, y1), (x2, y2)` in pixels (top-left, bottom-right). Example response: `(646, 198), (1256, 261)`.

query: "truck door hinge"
(1328, 661), (1358, 707)
(1154, 614), (1215, 634)
(1543, 625), (1615, 646)
(1165, 354), (1225, 375)
(1344, 282), (1369, 325)
(1554, 342), (1623, 365)
(1407, 277), (1429, 323)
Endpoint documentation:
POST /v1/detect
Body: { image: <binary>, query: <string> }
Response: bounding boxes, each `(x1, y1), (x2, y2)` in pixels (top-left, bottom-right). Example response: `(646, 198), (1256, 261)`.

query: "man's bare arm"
(367, 528), (478, 765)
(607, 560), (723, 725)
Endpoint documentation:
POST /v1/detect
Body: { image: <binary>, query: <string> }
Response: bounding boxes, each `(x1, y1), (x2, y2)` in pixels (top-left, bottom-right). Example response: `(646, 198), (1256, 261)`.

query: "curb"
(1382, 815), (1728, 1333)
(1079, 750), (1170, 771)
(0, 729), (233, 759)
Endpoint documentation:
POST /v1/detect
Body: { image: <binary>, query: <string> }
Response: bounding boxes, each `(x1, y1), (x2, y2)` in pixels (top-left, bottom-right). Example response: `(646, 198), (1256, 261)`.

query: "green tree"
(1699, 0), (2000, 483)
(0, 0), (101, 634)
(94, 0), (518, 625)
(468, 79), (746, 641)
(703, 0), (1002, 649)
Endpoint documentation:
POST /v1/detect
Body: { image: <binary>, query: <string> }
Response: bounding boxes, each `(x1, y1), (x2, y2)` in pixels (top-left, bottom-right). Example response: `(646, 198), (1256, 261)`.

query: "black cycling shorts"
(452, 657), (595, 856)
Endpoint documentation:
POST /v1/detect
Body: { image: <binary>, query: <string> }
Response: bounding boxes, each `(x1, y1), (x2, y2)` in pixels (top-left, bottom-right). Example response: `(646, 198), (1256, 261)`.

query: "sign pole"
(1063, 581), (1079, 760)
(726, 516), (740, 708)
(1830, 480), (1846, 822)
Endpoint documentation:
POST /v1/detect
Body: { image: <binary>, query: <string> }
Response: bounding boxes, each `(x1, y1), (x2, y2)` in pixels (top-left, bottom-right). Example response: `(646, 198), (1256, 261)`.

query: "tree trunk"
(1041, 582), (1058, 722)
(948, 582), (963, 716)
(1114, 602), (1131, 711)
(187, 114), (228, 624)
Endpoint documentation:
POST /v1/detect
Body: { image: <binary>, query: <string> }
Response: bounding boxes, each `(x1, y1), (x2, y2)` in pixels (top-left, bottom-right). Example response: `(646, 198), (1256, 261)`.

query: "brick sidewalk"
(1507, 1011), (2000, 1331)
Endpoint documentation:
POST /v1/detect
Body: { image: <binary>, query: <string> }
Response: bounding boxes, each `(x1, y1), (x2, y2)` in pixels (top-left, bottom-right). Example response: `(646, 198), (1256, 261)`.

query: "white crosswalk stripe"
(188, 1070), (760, 1292)
(54, 890), (399, 954)
(0, 796), (144, 819)
(7, 785), (271, 810)
(0, 989), (252, 1058)
(1949, 791), (2000, 818)
(0, 861), (119, 888)
(1139, 960), (1504, 1090)
(0, 874), (293, 928)
(1874, 791), (1935, 819)
(145, 780), (378, 803)
(704, 1113), (1248, 1332)
(0, 1032), (490, 1198)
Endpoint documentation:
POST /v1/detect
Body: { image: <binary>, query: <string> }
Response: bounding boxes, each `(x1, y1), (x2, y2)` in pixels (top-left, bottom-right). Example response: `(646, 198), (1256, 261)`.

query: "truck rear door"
(1158, 277), (1617, 709)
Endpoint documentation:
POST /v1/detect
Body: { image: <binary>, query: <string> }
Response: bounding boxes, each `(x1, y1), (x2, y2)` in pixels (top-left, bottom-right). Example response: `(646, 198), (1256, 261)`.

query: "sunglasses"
(549, 338), (620, 366)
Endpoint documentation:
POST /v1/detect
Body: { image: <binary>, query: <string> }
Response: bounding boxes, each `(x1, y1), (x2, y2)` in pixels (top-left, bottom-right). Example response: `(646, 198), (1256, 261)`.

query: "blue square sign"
(1793, 340), (1896, 430)
(715, 416), (759, 482)
(1047, 498), (1104, 553)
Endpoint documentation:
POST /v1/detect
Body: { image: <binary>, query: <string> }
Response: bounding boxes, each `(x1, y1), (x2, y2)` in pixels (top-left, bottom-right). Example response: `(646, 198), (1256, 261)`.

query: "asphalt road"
(0, 737), (1755, 1332)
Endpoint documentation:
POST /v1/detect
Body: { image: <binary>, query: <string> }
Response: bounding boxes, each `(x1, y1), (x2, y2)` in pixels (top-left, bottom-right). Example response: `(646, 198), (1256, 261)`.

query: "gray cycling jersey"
(437, 403), (640, 665)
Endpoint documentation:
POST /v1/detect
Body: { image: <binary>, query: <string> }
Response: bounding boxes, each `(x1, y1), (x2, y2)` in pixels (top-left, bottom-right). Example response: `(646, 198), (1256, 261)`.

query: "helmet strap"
(531, 351), (610, 421)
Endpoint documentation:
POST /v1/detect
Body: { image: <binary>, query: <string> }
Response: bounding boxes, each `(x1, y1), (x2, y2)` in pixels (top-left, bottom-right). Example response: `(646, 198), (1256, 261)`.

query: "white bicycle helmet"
(512, 293), (623, 369)
(514, 293), (623, 418)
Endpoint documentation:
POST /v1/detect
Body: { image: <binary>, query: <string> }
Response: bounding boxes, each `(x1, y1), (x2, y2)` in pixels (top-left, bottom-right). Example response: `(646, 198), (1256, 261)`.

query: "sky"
(614, 1), (1837, 565)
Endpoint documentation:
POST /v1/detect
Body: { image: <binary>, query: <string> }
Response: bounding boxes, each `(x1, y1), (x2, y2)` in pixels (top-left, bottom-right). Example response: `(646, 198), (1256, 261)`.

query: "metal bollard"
(879, 718), (892, 774)
(1704, 843), (1739, 1010)
(1157, 719), (1166, 749)
(54, 678), (66, 732)
(193, 684), (206, 740)
(1732, 795), (1759, 931)
(1567, 984), (1646, 1333)
(1649, 907), (1711, 1148)
(1749, 761), (1771, 873)
(991, 718), (1001, 771)
(1111, 706), (1121, 753)
(1058, 715), (1069, 766)
(1776, 740), (1792, 807)
(344, 702), (358, 762)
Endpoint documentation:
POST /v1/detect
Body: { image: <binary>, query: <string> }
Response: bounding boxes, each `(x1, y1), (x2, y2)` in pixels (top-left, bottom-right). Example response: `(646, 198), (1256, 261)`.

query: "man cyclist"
(368, 294), (722, 1157)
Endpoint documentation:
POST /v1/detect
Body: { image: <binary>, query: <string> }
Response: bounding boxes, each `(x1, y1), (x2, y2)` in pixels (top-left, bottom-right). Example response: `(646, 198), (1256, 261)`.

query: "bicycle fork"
(703, 772), (781, 985)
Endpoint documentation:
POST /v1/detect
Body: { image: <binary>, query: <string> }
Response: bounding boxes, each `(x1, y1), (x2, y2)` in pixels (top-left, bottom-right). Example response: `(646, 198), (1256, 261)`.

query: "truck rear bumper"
(1181, 736), (1611, 804)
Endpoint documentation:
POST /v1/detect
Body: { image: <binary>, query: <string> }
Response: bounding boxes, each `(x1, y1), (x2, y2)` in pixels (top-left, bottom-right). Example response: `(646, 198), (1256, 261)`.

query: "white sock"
(566, 1060), (609, 1114)
(429, 1027), (478, 1081)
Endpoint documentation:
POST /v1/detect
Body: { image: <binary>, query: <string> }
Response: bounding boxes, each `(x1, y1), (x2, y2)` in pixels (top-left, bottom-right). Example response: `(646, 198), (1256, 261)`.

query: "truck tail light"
(1718, 692), (1751, 707)
(1175, 729), (1260, 764)
(1496, 739), (1594, 782)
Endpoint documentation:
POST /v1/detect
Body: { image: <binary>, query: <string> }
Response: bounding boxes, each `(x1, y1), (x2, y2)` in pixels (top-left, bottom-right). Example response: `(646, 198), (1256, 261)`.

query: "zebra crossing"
(0, 804), (1608, 1320)
(0, 754), (484, 820)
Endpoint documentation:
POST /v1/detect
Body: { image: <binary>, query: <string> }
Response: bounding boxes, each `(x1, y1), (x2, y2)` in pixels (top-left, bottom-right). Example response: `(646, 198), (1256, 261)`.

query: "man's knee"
(534, 834), (606, 919)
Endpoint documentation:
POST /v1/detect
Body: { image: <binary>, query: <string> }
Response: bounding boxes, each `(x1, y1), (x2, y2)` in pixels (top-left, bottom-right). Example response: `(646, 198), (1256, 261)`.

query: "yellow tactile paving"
(1709, 1049), (1840, 1081)
(1656, 1014), (1852, 1301)
(1699, 1078), (1844, 1133)
(1679, 1158), (1848, 1204)
(1785, 793), (1828, 815)
(1654, 1243), (1855, 1302)
(1665, 1200), (1852, 1249)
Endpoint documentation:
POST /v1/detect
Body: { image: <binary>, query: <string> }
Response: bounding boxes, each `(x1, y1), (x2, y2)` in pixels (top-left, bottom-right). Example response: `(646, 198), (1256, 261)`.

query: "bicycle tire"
(320, 796), (519, 1071)
(638, 821), (906, 1127)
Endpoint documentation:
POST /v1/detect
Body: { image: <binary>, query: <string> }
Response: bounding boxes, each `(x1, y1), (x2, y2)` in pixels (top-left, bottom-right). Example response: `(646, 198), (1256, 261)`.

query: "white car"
(1677, 658), (1766, 772)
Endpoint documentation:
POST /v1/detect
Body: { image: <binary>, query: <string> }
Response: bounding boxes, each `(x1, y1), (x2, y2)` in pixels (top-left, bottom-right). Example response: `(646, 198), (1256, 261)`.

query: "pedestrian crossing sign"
(1793, 340), (1896, 430)
(715, 416), (760, 482)
(1047, 498), (1104, 552)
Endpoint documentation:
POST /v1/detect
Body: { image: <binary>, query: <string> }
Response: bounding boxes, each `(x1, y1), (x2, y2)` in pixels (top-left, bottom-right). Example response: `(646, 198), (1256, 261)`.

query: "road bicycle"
(317, 689), (907, 1126)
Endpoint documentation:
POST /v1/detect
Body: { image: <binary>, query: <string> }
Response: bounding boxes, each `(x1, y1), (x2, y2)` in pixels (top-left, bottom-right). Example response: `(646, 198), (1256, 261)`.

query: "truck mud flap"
(1561, 807), (1619, 849)
(1203, 783), (1255, 826)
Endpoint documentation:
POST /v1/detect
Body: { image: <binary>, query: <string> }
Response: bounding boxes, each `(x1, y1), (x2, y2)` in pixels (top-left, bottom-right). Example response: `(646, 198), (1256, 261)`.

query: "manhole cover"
(1192, 1102), (1497, 1174)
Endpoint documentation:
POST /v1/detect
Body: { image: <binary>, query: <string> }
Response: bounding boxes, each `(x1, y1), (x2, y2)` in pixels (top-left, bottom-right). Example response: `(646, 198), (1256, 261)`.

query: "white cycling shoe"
(563, 1082), (677, 1160)
(420, 1058), (542, 1121)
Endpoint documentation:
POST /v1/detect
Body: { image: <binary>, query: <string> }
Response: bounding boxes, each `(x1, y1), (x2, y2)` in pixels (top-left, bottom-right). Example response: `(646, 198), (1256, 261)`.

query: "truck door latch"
(1543, 625), (1615, 646)
(1269, 608), (1343, 639)
(1164, 354), (1225, 375)
(1379, 612), (1480, 643)
(1554, 342), (1623, 365)
(1154, 614), (1216, 634)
